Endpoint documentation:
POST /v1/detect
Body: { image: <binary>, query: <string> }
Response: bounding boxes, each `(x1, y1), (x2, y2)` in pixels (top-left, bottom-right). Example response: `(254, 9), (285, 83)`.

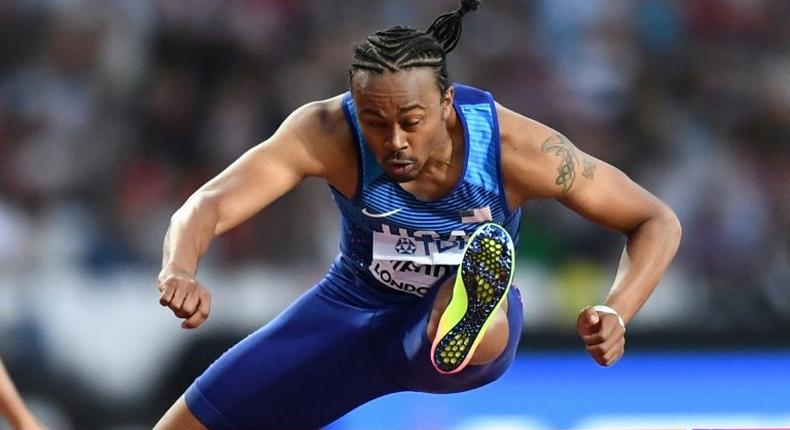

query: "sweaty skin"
(154, 68), (681, 429)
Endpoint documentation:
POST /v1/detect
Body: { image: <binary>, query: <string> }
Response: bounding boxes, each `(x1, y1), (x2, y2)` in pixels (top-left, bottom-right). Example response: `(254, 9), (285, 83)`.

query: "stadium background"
(0, 0), (788, 428)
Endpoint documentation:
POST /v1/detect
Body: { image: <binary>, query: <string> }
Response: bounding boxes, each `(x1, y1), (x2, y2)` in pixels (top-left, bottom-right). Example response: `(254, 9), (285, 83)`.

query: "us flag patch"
(460, 206), (493, 224)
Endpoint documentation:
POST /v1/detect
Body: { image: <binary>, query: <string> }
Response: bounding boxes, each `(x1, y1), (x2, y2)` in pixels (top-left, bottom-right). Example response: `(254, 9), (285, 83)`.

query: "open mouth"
(384, 159), (416, 176)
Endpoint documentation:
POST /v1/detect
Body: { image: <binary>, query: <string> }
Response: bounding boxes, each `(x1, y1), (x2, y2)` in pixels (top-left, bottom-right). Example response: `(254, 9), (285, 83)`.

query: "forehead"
(351, 68), (440, 112)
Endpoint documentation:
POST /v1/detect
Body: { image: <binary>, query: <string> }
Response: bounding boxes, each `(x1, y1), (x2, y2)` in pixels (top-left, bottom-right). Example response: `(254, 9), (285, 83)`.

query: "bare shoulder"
(279, 94), (357, 191)
(290, 95), (350, 141)
(496, 102), (567, 206)
(284, 94), (352, 155)
(496, 102), (555, 148)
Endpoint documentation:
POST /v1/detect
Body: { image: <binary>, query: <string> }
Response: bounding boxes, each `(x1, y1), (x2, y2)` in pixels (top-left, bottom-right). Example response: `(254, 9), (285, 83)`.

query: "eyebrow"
(359, 108), (384, 117)
(359, 103), (427, 117)
(399, 103), (427, 113)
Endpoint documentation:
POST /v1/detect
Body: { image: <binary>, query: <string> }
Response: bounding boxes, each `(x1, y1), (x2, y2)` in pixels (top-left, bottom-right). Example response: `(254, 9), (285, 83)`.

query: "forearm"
(604, 209), (682, 324)
(0, 361), (36, 428)
(161, 192), (221, 278)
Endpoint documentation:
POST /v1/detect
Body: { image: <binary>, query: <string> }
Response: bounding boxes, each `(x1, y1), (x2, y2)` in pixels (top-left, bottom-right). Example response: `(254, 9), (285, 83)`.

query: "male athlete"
(154, 1), (682, 428)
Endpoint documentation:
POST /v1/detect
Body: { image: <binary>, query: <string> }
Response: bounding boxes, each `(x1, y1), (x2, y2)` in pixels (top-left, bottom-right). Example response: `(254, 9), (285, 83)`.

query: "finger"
(586, 345), (608, 365)
(586, 331), (623, 355)
(582, 332), (605, 346)
(159, 284), (176, 306)
(180, 291), (209, 327)
(581, 313), (624, 345)
(173, 303), (194, 319)
(605, 344), (625, 366)
(603, 343), (624, 363)
(594, 353), (619, 367)
(586, 309), (600, 325)
(588, 349), (615, 367)
(577, 306), (597, 325)
(182, 291), (211, 329)
(597, 341), (625, 367)
(588, 350), (605, 365)
(180, 293), (200, 318)
(577, 307), (601, 336)
(603, 330), (625, 352)
(182, 308), (206, 329)
(169, 283), (190, 312)
(587, 335), (625, 366)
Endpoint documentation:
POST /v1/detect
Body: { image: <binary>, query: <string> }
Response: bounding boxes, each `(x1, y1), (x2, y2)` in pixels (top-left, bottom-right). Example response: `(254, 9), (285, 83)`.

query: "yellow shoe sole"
(430, 223), (515, 374)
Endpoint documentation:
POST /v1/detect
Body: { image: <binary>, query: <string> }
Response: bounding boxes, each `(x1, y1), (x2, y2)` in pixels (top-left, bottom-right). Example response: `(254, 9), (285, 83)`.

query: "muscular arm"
(164, 102), (326, 275)
(159, 96), (353, 328)
(498, 104), (682, 364)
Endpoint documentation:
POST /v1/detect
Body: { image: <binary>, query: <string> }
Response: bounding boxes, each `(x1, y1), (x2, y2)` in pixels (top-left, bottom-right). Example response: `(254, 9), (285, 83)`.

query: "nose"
(384, 126), (408, 152)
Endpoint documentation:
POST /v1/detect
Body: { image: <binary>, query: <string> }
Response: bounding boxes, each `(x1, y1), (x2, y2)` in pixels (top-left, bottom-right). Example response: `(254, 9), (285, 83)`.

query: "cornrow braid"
(350, 0), (482, 94)
(427, 0), (481, 54)
(352, 27), (444, 74)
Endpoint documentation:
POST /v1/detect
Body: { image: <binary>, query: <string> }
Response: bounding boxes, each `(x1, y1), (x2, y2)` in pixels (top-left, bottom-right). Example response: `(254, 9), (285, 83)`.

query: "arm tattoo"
(541, 134), (579, 193)
(583, 158), (596, 179)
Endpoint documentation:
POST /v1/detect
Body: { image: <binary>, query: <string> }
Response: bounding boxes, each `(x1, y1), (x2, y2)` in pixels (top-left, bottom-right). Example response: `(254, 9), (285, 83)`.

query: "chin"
(387, 172), (419, 183)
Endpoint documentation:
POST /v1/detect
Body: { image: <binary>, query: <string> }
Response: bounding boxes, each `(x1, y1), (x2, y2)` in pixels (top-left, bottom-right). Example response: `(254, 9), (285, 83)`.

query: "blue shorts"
(185, 258), (523, 429)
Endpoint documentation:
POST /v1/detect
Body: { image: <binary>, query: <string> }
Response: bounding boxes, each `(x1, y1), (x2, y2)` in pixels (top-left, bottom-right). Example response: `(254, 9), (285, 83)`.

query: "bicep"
(500, 105), (666, 233)
(197, 142), (302, 235)
(558, 156), (666, 234)
(195, 105), (328, 235)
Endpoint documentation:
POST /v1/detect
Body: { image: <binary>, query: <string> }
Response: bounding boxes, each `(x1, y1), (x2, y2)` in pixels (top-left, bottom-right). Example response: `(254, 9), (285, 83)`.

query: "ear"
(441, 86), (455, 120)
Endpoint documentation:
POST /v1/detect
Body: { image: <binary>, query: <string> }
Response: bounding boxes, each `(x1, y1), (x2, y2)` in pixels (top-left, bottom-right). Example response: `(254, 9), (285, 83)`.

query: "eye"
(401, 118), (422, 130)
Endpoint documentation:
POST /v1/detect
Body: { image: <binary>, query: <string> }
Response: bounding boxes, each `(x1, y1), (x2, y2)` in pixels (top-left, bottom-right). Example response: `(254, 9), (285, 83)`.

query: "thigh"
(185, 284), (400, 430)
(374, 286), (524, 393)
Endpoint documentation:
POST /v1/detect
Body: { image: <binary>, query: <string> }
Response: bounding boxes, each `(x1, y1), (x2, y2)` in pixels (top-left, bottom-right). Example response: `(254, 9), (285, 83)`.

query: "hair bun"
(426, 0), (482, 54)
(458, 0), (482, 16)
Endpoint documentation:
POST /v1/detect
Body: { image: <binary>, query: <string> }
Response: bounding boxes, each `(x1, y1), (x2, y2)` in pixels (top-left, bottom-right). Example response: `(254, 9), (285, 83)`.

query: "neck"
(427, 107), (462, 167)
(401, 108), (465, 201)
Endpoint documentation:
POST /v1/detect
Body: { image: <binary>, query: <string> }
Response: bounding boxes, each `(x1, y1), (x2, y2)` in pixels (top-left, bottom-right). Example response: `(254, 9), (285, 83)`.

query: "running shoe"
(431, 223), (515, 374)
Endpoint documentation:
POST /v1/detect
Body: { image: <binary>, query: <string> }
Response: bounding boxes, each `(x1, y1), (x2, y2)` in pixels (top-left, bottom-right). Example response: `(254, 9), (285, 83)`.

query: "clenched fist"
(577, 306), (626, 367)
(157, 268), (212, 329)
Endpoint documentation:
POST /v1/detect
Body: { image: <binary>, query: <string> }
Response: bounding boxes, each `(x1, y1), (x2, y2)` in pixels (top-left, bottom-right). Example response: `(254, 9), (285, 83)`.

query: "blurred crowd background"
(0, 0), (788, 428)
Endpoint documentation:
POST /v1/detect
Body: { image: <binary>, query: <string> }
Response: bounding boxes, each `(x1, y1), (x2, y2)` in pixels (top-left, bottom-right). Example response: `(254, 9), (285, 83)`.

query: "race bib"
(369, 225), (468, 297)
(369, 259), (453, 297)
(371, 225), (468, 265)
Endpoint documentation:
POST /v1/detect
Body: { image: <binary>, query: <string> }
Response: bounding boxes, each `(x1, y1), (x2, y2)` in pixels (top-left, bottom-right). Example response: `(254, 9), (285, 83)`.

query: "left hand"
(576, 306), (626, 367)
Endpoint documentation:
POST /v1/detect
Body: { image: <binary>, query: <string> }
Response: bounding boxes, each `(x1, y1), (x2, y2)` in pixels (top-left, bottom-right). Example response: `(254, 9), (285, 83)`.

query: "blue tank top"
(330, 84), (522, 298)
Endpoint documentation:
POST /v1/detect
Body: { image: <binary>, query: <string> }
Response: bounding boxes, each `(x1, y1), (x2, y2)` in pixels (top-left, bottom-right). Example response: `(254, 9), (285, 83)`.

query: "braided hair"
(350, 0), (482, 95)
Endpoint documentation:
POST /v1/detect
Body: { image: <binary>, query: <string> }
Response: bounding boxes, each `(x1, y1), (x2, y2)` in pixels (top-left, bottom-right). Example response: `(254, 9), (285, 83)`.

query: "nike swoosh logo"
(362, 208), (404, 218)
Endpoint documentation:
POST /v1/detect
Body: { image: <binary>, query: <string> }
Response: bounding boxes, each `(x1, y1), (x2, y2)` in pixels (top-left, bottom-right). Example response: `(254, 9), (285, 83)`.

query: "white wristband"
(592, 305), (626, 330)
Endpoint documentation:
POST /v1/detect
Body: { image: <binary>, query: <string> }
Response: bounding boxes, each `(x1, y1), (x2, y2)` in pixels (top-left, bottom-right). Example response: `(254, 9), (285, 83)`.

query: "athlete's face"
(350, 68), (454, 183)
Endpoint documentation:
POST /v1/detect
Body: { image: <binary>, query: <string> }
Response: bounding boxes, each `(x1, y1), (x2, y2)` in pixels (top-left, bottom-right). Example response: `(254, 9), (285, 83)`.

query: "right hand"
(157, 267), (212, 329)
